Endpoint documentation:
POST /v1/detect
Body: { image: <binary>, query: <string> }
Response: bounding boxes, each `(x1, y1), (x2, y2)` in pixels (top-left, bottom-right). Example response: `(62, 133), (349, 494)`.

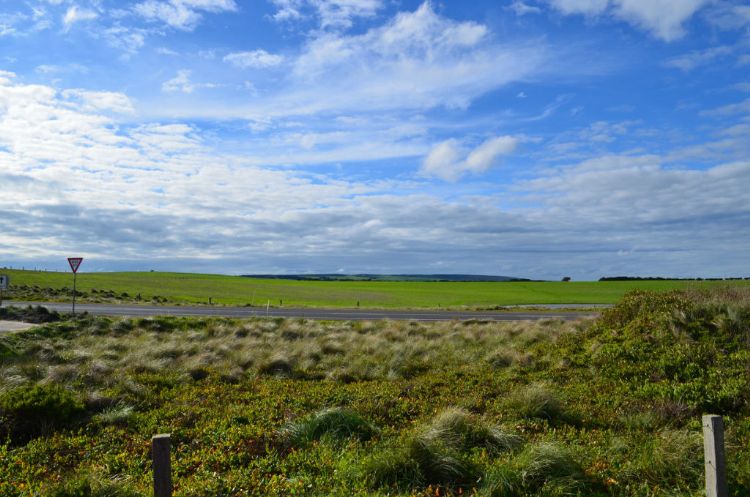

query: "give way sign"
(68, 257), (84, 273)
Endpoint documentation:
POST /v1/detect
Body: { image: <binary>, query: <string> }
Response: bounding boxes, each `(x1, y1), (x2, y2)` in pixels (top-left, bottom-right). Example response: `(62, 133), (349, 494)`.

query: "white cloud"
(156, 47), (179, 56)
(139, 2), (548, 123)
(421, 136), (518, 181)
(283, 2), (517, 112)
(614, 0), (709, 41)
(546, 0), (710, 41)
(665, 45), (734, 71)
(61, 89), (135, 114)
(62, 5), (98, 31)
(706, 3), (750, 30)
(548, 0), (608, 16)
(134, 0), (237, 30)
(162, 69), (194, 93)
(223, 50), (284, 69)
(508, 1), (543, 16)
(701, 98), (750, 117)
(271, 0), (384, 29)
(0, 24), (16, 36)
(1, 74), (749, 278)
(100, 26), (147, 55)
(161, 69), (221, 93)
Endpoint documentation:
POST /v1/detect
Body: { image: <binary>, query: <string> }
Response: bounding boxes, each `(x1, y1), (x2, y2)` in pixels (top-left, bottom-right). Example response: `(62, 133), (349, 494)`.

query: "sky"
(1, 0), (749, 280)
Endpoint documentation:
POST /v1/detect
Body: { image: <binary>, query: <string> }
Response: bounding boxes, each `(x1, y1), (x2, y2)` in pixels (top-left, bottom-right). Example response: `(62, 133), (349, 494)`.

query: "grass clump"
(281, 407), (378, 446)
(421, 408), (522, 455)
(364, 408), (519, 492)
(45, 473), (143, 497)
(92, 403), (135, 426)
(482, 443), (587, 497)
(365, 436), (479, 491)
(505, 383), (565, 422)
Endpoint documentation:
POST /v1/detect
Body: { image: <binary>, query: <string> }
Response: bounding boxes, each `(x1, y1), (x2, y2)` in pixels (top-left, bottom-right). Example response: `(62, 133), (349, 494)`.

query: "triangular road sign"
(68, 257), (83, 273)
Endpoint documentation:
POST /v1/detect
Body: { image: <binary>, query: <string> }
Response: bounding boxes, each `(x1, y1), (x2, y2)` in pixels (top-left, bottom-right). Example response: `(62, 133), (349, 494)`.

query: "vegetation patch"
(0, 287), (748, 496)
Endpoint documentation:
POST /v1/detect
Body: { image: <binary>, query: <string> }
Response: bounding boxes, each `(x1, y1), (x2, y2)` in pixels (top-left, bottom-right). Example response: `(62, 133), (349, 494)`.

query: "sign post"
(67, 258), (83, 315)
(0, 274), (8, 307)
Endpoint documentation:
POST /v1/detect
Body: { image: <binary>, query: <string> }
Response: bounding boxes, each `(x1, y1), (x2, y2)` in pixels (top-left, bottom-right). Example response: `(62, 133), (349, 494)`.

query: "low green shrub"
(0, 383), (85, 442)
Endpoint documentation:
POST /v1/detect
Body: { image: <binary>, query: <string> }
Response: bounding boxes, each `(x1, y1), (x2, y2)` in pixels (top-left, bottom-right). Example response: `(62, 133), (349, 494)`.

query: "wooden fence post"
(702, 415), (728, 497)
(152, 434), (172, 497)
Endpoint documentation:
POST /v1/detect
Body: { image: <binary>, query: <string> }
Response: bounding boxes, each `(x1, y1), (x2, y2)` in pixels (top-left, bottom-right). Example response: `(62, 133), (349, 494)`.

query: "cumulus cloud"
(421, 136), (518, 181)
(547, 0), (710, 41)
(223, 50), (284, 69)
(134, 0), (237, 30)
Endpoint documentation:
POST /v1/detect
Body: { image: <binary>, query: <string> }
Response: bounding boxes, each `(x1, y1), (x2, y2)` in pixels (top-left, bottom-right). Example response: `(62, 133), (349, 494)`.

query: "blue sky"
(1, 0), (749, 279)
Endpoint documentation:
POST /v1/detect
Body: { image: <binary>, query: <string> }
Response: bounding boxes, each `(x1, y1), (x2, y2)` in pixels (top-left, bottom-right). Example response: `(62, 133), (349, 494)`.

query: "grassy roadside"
(0, 287), (748, 496)
(3, 269), (749, 309)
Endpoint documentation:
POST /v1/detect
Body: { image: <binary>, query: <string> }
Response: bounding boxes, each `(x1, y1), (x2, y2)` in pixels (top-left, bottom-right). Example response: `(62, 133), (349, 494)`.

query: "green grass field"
(3, 269), (750, 308)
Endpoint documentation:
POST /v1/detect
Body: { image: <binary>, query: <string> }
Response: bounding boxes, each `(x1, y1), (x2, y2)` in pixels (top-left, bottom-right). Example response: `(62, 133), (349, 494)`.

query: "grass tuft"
(421, 408), (522, 455)
(505, 383), (565, 421)
(281, 407), (378, 446)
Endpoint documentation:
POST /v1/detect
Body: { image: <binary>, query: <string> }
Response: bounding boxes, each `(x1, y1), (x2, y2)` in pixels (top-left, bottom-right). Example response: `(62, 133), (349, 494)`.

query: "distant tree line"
(599, 276), (750, 281)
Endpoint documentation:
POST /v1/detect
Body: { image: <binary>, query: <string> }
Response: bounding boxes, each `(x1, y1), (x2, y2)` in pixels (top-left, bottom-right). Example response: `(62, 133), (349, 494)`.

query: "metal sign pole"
(67, 258), (83, 316)
(72, 271), (77, 315)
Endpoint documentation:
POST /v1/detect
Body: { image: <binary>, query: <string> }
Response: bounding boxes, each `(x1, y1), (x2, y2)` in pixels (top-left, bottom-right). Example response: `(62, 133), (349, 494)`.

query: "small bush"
(0, 383), (85, 441)
(281, 407), (378, 446)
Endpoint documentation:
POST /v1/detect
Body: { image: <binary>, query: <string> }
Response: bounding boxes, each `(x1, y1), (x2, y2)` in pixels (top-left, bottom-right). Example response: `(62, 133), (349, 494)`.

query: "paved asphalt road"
(2, 301), (598, 322)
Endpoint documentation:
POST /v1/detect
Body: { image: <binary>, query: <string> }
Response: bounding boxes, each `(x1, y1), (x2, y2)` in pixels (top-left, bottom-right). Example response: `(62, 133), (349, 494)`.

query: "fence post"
(702, 415), (728, 497)
(152, 434), (172, 497)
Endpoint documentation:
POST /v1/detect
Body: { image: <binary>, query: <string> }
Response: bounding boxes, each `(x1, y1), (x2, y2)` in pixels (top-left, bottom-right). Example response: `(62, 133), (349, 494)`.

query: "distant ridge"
(240, 274), (533, 282)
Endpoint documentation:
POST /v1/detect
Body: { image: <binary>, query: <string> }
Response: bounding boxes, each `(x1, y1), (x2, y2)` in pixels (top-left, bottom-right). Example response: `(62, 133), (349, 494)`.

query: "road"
(1, 301), (598, 322)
